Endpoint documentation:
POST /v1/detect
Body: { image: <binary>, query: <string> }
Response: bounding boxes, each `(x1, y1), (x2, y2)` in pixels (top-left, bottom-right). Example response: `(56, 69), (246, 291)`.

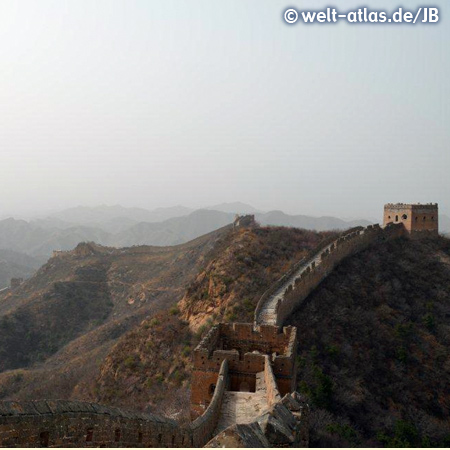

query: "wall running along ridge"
(255, 223), (406, 327)
(0, 361), (229, 448)
(0, 220), (407, 448)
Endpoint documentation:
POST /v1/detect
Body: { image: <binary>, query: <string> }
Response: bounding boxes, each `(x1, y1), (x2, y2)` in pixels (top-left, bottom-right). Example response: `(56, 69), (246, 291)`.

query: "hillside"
(1, 221), (449, 446)
(286, 236), (450, 447)
(0, 225), (231, 402)
(93, 232), (450, 443)
(92, 226), (331, 419)
(112, 209), (236, 247)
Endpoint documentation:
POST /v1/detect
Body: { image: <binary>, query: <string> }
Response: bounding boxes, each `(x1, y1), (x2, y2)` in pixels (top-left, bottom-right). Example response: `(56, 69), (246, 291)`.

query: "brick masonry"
(0, 362), (230, 448)
(383, 203), (438, 237)
(191, 323), (297, 417)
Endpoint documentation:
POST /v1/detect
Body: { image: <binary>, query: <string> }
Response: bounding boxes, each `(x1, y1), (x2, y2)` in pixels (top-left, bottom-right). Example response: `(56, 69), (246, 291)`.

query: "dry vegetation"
(287, 236), (450, 447)
(1, 222), (449, 449)
(0, 230), (226, 402)
(93, 226), (331, 417)
(180, 226), (332, 330)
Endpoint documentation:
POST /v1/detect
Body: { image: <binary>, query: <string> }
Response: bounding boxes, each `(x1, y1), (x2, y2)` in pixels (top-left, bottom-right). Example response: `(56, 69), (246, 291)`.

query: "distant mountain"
(2, 204), (447, 261)
(45, 205), (194, 230)
(0, 249), (42, 289)
(206, 202), (263, 215)
(0, 218), (110, 259)
(256, 210), (372, 231)
(113, 210), (235, 247)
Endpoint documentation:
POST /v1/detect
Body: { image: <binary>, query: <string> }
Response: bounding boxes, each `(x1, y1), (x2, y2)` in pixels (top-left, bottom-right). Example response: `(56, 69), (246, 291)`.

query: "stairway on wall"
(256, 242), (335, 325)
(214, 372), (269, 435)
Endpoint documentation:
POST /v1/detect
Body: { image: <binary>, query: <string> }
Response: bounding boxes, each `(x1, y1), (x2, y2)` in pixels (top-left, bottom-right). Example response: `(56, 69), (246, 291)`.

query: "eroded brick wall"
(191, 324), (297, 415)
(189, 360), (229, 446)
(0, 401), (184, 448)
(264, 356), (282, 407)
(0, 363), (229, 449)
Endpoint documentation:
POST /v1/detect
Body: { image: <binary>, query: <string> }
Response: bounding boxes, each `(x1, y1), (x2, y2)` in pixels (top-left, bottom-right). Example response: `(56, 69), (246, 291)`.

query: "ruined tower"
(383, 203), (438, 237)
(190, 323), (297, 417)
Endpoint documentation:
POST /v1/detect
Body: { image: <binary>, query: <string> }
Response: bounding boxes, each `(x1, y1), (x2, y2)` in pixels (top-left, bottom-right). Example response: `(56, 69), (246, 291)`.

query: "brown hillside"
(93, 226), (331, 419)
(0, 226), (230, 402)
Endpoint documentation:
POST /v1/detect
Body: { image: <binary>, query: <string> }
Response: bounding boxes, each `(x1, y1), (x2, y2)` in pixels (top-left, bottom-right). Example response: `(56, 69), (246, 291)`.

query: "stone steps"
(214, 390), (269, 435)
(256, 242), (336, 325)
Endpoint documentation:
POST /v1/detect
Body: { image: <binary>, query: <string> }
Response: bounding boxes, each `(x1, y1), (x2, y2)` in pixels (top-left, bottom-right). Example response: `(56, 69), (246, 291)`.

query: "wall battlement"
(0, 362), (230, 448)
(255, 222), (406, 327)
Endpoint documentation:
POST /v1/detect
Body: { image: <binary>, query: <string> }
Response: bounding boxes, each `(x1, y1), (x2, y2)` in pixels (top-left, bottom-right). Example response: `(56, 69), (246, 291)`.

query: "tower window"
(423, 216), (426, 221)
(415, 216), (418, 221)
(388, 215), (391, 219)
(395, 215), (399, 222)
(402, 214), (407, 220)
(431, 216), (435, 220)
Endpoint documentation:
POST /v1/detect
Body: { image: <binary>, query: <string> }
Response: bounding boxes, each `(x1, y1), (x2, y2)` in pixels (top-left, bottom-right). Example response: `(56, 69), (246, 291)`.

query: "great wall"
(0, 203), (439, 447)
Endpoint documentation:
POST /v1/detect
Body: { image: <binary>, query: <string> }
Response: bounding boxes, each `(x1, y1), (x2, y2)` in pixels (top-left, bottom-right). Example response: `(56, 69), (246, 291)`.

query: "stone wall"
(0, 401), (183, 448)
(253, 235), (338, 324)
(0, 362), (229, 448)
(256, 223), (406, 328)
(10, 278), (23, 290)
(264, 356), (281, 408)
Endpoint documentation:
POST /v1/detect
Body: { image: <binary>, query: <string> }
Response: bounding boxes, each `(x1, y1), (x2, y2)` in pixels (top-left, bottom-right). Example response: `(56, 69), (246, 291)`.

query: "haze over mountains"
(0, 202), (449, 288)
(1, 202), (370, 255)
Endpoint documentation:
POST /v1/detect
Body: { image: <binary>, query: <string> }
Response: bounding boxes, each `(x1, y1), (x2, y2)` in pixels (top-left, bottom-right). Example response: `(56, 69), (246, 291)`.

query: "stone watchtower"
(383, 203), (438, 237)
(190, 323), (297, 417)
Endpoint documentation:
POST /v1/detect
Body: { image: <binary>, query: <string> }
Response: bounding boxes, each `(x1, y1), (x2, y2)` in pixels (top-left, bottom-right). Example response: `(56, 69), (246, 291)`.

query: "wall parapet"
(0, 363), (230, 448)
(255, 223), (406, 327)
(0, 399), (184, 448)
(189, 359), (229, 447)
(264, 356), (281, 408)
(253, 234), (338, 323)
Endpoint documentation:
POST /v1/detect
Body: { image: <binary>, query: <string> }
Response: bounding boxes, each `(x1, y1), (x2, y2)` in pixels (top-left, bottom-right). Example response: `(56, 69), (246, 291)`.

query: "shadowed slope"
(287, 236), (450, 447)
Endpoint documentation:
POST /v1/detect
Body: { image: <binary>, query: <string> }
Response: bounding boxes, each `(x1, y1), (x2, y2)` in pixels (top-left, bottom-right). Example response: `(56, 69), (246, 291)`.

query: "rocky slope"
(0, 225), (230, 402)
(92, 226), (331, 419)
(93, 232), (450, 443)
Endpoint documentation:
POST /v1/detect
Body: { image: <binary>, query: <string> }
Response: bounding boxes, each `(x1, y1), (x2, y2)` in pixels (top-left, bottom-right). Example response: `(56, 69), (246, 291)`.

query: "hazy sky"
(0, 0), (448, 219)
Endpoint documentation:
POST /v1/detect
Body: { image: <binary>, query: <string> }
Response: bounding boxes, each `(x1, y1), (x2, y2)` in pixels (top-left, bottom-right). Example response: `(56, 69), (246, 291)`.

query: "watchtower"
(383, 203), (438, 237)
(190, 323), (297, 417)
(10, 278), (23, 290)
